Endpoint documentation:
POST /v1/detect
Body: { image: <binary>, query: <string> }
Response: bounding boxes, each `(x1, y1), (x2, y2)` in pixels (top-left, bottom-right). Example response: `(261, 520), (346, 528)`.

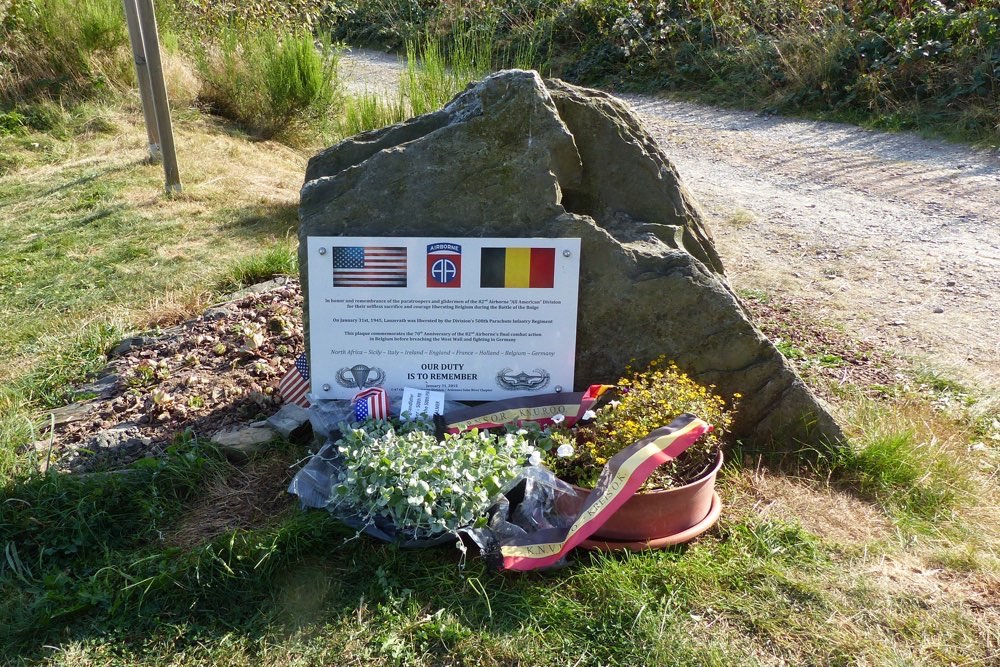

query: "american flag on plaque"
(277, 353), (310, 407)
(332, 246), (407, 287)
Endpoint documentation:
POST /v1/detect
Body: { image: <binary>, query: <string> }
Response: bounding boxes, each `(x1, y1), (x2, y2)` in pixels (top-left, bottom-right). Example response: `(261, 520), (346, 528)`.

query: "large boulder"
(299, 70), (843, 448)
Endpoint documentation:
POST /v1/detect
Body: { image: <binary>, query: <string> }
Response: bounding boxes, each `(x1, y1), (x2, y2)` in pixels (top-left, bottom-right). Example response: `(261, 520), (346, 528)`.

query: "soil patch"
(35, 280), (304, 472)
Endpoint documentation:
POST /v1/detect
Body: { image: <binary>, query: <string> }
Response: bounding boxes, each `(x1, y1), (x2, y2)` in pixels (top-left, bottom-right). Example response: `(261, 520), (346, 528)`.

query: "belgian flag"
(480, 247), (555, 288)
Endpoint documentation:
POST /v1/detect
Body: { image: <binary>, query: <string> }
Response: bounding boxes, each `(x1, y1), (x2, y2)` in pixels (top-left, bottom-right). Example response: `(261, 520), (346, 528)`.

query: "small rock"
(111, 336), (148, 357)
(211, 425), (277, 460)
(933, 306), (944, 314)
(72, 372), (119, 400)
(889, 320), (907, 326)
(47, 401), (97, 427)
(221, 278), (288, 303)
(202, 306), (233, 321)
(267, 403), (313, 442)
(69, 424), (152, 472)
(88, 424), (151, 452)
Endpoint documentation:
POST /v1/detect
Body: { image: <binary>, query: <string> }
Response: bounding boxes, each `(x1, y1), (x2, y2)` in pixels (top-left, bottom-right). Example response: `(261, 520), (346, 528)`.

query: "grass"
(2, 458), (997, 665)
(0, 0), (133, 103)
(193, 28), (340, 144)
(214, 243), (299, 293)
(0, 104), (306, 479)
(337, 29), (545, 137)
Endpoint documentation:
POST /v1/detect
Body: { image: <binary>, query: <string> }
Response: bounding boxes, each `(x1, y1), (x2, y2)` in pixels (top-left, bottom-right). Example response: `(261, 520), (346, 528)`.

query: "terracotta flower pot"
(563, 450), (724, 550)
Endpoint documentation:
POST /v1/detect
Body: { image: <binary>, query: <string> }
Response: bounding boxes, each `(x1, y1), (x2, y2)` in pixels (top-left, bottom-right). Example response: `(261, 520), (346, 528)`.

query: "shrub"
(195, 28), (339, 142)
(0, 0), (132, 104)
(323, 0), (1000, 143)
(329, 418), (535, 539)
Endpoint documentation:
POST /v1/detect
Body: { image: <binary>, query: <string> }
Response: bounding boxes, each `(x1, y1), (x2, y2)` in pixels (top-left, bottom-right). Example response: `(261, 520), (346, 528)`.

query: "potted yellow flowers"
(523, 357), (737, 549)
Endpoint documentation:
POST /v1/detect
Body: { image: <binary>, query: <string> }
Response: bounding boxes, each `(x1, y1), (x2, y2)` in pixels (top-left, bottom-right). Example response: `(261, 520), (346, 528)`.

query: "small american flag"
(353, 387), (389, 422)
(278, 353), (310, 407)
(332, 246), (407, 287)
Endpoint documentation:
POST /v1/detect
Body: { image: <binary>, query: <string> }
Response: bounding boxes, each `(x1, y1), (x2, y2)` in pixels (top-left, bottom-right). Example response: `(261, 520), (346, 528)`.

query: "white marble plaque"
(306, 236), (581, 400)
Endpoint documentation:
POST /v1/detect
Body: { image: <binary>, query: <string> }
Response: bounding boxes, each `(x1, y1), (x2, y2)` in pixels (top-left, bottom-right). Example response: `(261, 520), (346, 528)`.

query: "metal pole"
(122, 0), (160, 162)
(135, 0), (181, 193)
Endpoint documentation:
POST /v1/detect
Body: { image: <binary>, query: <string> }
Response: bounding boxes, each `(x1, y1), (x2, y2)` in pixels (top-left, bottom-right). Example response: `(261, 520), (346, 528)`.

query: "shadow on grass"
(38, 159), (146, 200)
(222, 200), (300, 239)
(0, 432), (712, 665)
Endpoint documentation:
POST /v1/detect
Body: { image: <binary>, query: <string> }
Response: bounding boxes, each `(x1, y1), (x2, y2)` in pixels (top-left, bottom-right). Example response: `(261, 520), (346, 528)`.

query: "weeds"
(215, 242), (298, 293)
(324, 0), (1000, 145)
(338, 27), (546, 136)
(194, 29), (339, 143)
(0, 0), (133, 103)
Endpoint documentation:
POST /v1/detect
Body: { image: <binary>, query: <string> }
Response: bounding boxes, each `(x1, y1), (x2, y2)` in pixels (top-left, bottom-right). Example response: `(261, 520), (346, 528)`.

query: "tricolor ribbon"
(445, 385), (613, 432)
(497, 413), (710, 571)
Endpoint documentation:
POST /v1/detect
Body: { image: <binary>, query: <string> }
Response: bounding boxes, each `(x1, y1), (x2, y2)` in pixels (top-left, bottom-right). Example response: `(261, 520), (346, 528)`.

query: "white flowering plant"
(328, 417), (537, 540)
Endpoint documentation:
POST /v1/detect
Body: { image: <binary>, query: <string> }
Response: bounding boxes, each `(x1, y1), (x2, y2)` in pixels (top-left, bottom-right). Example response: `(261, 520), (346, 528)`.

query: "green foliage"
(0, 434), (226, 650)
(536, 357), (735, 491)
(331, 418), (535, 539)
(0, 0), (132, 104)
(828, 428), (966, 520)
(338, 90), (409, 136)
(322, 0), (438, 49)
(170, 0), (326, 33)
(215, 243), (298, 293)
(337, 27), (546, 136)
(194, 28), (339, 142)
(0, 110), (25, 136)
(327, 0), (1000, 144)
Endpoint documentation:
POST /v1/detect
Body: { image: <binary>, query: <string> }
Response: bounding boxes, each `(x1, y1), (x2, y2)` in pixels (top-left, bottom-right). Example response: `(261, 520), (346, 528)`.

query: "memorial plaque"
(307, 237), (581, 400)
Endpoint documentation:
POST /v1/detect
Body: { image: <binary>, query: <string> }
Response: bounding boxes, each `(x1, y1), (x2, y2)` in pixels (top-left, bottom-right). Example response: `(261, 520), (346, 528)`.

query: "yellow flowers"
(577, 356), (736, 490)
(537, 356), (737, 490)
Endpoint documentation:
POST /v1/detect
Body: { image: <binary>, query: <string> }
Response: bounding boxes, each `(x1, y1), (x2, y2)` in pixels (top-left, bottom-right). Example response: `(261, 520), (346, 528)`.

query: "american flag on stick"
(278, 353), (310, 407)
(353, 387), (389, 422)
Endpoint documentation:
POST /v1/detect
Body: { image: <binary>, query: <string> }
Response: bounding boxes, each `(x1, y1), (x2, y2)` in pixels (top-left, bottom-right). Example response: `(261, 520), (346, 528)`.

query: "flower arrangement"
(329, 417), (535, 539)
(521, 357), (737, 492)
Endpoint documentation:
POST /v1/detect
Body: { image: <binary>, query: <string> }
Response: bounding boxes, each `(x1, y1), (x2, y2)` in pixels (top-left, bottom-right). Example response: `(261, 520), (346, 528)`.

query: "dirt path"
(338, 49), (1000, 393)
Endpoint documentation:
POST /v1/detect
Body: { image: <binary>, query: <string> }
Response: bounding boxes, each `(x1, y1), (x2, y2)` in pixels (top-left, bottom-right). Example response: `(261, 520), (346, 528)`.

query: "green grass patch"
(214, 242), (298, 293)
(2, 486), (994, 666)
(0, 103), (305, 479)
(0, 0), (132, 104)
(818, 386), (981, 528)
(338, 28), (546, 137)
(193, 28), (339, 144)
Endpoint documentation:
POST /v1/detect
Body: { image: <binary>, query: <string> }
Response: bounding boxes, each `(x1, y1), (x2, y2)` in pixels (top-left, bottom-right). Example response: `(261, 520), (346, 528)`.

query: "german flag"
(480, 247), (555, 288)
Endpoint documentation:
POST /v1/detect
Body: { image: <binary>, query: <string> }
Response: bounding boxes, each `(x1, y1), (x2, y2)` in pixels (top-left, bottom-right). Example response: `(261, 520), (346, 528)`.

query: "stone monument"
(299, 70), (843, 448)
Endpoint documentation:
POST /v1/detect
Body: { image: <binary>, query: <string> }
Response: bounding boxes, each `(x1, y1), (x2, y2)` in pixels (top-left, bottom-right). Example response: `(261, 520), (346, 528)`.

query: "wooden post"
(134, 0), (181, 193)
(122, 0), (160, 162)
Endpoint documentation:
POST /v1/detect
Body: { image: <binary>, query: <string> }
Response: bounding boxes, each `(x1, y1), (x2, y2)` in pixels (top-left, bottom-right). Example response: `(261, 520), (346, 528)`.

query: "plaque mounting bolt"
(318, 247), (327, 255)
(555, 385), (563, 393)
(562, 249), (571, 257)
(322, 383), (331, 391)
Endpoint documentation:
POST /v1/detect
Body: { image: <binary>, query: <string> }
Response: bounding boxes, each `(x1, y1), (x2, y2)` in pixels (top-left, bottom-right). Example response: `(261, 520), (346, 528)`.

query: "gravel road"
(339, 49), (1000, 393)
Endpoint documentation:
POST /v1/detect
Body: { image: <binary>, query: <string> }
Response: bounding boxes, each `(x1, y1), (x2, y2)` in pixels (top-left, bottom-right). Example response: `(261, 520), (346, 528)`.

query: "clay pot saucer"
(580, 491), (722, 552)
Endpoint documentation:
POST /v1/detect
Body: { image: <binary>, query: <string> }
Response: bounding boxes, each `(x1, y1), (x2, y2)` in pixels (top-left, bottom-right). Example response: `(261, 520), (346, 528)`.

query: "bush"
(322, 0), (1000, 143)
(195, 28), (339, 142)
(0, 0), (132, 104)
